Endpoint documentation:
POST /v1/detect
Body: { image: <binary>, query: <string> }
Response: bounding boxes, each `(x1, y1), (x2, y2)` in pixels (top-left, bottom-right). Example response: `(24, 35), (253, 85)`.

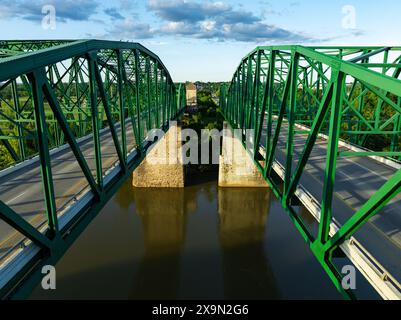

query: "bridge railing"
(220, 45), (401, 299)
(0, 40), (186, 298)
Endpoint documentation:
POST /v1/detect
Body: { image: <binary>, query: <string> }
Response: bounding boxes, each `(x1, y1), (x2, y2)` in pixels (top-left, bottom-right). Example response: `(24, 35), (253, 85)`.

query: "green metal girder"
(29, 70), (59, 239)
(221, 45), (401, 300)
(0, 40), (186, 299)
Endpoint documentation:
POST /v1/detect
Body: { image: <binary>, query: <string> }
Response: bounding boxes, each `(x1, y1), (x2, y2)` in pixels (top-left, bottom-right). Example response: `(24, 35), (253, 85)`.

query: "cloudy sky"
(0, 0), (399, 81)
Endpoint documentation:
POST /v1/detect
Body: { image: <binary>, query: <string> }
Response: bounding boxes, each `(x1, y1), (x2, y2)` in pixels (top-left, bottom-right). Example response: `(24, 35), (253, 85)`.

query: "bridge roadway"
(0, 119), (141, 262)
(260, 120), (401, 282)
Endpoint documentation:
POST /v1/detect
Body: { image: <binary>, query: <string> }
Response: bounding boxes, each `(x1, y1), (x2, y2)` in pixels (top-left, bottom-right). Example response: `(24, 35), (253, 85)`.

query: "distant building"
(186, 83), (197, 107)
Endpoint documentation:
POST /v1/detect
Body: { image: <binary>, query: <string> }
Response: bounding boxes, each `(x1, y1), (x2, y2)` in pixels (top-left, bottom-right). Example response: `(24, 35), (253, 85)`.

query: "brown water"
(29, 177), (378, 300)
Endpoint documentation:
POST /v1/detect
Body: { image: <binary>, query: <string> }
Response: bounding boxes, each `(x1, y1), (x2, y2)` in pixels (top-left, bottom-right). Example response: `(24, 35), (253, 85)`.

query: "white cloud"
(201, 20), (216, 32)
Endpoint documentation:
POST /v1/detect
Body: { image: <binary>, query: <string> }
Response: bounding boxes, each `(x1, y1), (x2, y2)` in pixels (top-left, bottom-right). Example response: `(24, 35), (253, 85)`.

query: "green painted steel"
(0, 40), (73, 58)
(0, 40), (186, 298)
(220, 45), (401, 299)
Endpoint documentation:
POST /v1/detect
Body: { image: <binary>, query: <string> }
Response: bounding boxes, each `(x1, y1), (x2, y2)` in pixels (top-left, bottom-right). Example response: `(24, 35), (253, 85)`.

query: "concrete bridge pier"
(218, 122), (269, 188)
(133, 121), (268, 188)
(133, 123), (185, 188)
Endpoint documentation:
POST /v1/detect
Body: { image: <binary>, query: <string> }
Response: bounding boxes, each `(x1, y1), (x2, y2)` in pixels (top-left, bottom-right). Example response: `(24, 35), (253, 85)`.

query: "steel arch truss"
(220, 46), (401, 300)
(0, 40), (186, 298)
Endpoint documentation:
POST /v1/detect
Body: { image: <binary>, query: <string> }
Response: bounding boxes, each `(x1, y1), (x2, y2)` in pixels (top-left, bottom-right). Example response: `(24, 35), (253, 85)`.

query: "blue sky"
(0, 0), (399, 81)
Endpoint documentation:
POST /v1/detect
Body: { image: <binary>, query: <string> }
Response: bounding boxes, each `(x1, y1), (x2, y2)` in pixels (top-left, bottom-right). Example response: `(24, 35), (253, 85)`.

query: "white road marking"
(342, 157), (388, 182)
(5, 191), (27, 205)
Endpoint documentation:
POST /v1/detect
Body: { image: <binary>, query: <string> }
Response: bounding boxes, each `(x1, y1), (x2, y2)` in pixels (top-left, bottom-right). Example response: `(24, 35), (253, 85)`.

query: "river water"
(29, 173), (379, 300)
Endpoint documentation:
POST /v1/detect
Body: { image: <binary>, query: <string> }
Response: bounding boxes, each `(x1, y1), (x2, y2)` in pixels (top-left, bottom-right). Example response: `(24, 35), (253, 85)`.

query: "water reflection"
(116, 183), (279, 299)
(30, 179), (342, 299)
(218, 188), (280, 299)
(129, 188), (188, 299)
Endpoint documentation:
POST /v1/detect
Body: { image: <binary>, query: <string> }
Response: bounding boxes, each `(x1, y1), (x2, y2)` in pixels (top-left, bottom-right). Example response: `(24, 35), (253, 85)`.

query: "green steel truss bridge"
(0, 40), (186, 298)
(220, 46), (401, 300)
(0, 41), (400, 300)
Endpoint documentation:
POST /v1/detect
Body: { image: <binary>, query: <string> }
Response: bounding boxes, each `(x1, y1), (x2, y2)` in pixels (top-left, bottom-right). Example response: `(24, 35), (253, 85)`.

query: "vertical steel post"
(11, 79), (26, 161)
(318, 69), (345, 243)
(154, 63), (160, 128)
(117, 50), (127, 160)
(134, 49), (142, 146)
(87, 52), (103, 190)
(29, 69), (59, 238)
(265, 50), (276, 159)
(284, 50), (300, 198)
(146, 56), (152, 131)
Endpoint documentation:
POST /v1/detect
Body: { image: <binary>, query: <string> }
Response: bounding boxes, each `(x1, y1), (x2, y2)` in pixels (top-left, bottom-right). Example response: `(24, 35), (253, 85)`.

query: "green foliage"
(182, 83), (224, 133)
(182, 84), (225, 179)
(0, 145), (14, 168)
(294, 83), (401, 155)
(182, 106), (223, 132)
(197, 90), (217, 109)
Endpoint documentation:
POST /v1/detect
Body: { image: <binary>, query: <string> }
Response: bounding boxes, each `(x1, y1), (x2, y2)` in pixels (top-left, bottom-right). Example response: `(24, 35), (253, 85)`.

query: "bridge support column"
(219, 122), (269, 188)
(133, 123), (185, 188)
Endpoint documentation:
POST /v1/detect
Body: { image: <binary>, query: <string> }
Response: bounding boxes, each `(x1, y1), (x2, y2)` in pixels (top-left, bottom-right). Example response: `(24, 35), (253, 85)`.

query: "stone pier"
(218, 122), (269, 188)
(132, 123), (185, 188)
